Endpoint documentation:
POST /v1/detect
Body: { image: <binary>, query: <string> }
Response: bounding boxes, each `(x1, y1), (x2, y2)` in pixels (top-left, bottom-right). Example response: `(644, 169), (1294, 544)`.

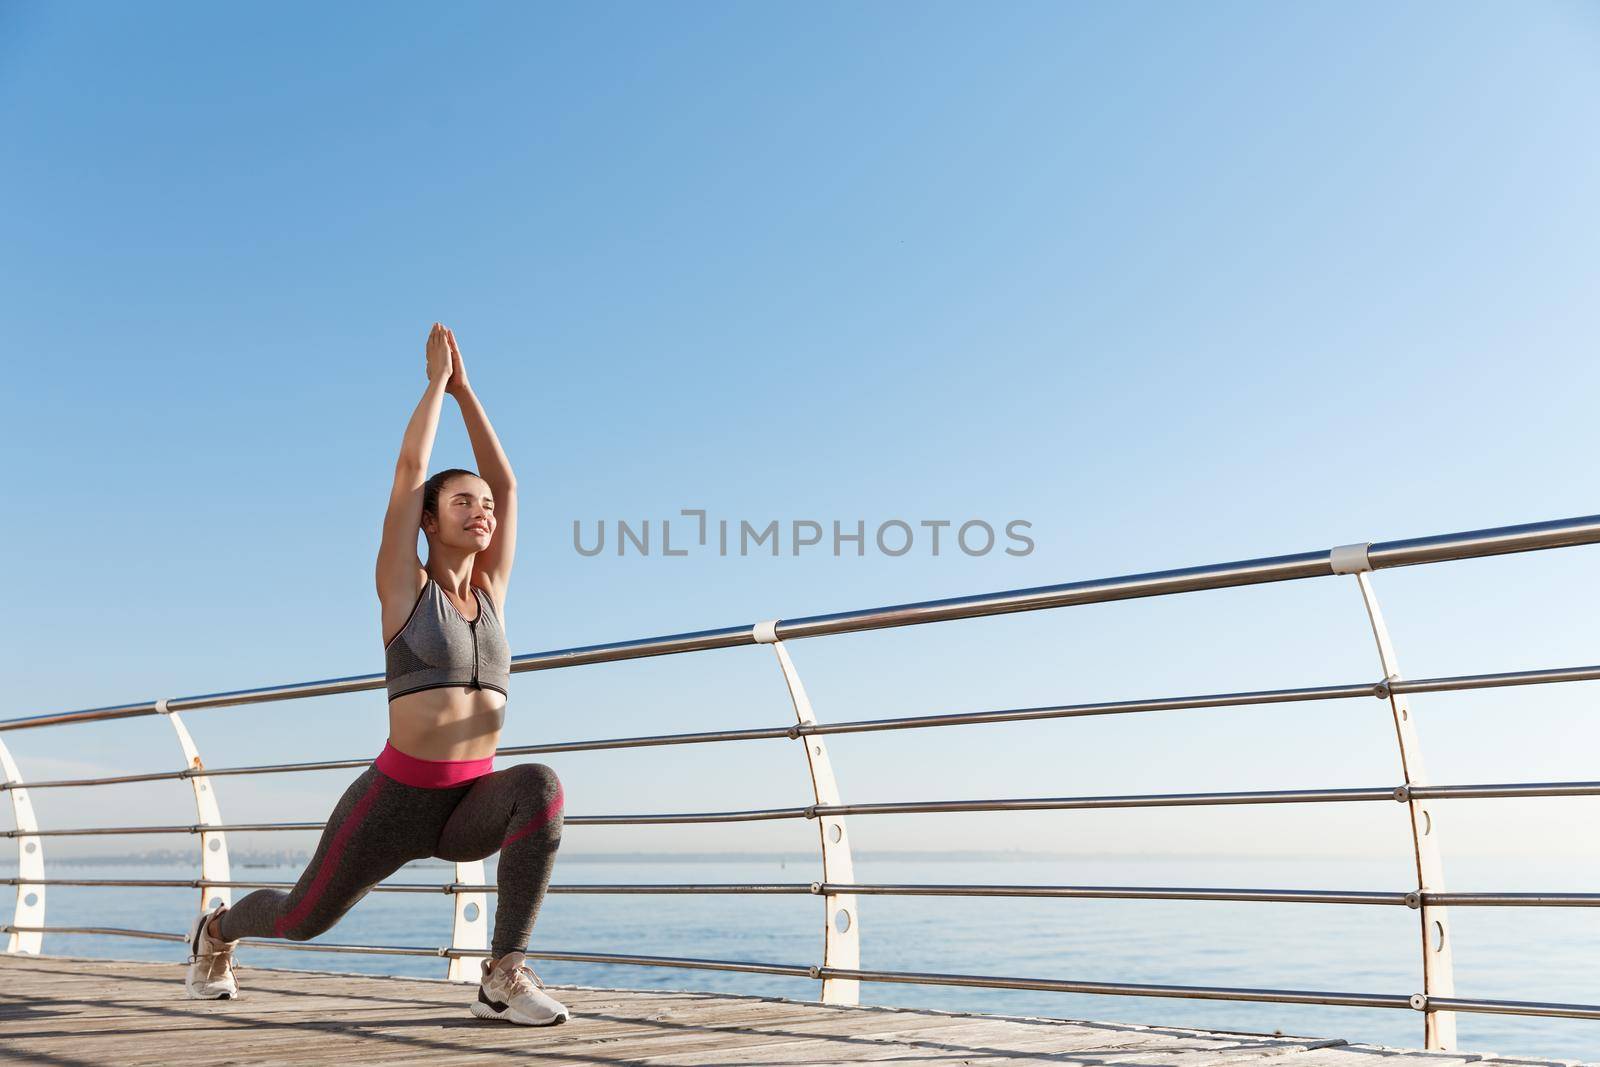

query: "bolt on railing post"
(1332, 544), (1458, 1051)
(156, 699), (232, 916)
(0, 737), (44, 954)
(754, 619), (860, 1006)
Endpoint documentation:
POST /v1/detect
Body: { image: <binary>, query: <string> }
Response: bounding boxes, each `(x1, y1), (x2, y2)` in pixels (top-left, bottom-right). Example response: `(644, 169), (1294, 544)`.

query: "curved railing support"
(755, 620), (860, 1005)
(157, 700), (232, 915)
(0, 738), (44, 954)
(1333, 545), (1457, 1051)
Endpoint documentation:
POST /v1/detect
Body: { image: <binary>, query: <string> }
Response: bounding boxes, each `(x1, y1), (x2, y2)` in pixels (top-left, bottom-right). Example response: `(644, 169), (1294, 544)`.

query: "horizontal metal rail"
(12, 659), (1600, 783)
(1387, 663), (1600, 696)
(0, 758), (378, 791)
(13, 777), (1600, 837)
(0, 878), (814, 896)
(5, 514), (1598, 734)
(13, 876), (1600, 907)
(814, 966), (1600, 1021)
(6, 822), (327, 838)
(9, 661), (1600, 794)
(11, 923), (1600, 1020)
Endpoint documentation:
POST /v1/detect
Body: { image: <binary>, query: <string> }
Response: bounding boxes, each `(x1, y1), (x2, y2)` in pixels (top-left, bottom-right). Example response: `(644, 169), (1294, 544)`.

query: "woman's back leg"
(217, 766), (428, 942)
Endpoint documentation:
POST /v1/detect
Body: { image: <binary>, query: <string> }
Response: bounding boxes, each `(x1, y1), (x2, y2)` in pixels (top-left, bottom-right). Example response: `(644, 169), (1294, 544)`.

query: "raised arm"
(444, 328), (518, 607)
(376, 324), (453, 615)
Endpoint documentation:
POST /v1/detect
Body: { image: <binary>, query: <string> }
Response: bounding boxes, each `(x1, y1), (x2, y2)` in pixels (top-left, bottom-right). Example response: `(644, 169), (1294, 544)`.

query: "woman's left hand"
(444, 327), (472, 396)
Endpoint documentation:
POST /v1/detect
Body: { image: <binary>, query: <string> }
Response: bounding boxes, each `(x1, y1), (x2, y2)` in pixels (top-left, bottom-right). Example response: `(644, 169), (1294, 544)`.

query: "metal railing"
(6, 513), (1600, 1049)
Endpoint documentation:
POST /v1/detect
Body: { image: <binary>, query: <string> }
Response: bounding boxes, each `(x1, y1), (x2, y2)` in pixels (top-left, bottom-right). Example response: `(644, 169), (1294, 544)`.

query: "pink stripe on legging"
(502, 785), (565, 849)
(274, 775), (386, 938)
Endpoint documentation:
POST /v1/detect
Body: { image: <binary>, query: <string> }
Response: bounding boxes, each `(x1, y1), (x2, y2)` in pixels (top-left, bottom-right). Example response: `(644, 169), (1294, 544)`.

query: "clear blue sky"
(2, 1), (1598, 866)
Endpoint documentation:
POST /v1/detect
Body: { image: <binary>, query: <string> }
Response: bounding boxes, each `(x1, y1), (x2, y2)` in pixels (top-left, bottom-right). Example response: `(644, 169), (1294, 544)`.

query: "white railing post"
(156, 699), (233, 916)
(1, 738), (44, 954)
(447, 863), (489, 982)
(754, 619), (860, 1005)
(1332, 544), (1458, 1051)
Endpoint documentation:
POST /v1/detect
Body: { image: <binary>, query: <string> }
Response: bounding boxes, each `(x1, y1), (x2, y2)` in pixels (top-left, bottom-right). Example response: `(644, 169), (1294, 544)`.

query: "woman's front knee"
(514, 762), (563, 802)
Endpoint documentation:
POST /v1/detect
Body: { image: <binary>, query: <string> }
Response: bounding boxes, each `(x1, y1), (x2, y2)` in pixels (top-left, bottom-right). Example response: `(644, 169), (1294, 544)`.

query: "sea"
(6, 852), (1599, 1062)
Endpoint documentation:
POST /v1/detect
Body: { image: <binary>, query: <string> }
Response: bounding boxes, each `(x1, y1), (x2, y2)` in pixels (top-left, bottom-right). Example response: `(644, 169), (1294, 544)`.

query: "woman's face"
(426, 475), (495, 551)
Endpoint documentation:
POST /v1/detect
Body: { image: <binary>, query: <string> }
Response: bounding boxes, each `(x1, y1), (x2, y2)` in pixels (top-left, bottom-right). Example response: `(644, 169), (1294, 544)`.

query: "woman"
(182, 322), (569, 1026)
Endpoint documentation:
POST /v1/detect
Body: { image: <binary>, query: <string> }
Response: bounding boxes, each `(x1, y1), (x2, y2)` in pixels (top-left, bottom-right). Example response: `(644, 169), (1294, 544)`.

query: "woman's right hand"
(425, 322), (454, 385)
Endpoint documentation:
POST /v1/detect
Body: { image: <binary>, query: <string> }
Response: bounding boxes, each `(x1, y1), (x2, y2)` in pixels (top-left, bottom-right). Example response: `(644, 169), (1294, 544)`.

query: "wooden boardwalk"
(0, 954), (1588, 1066)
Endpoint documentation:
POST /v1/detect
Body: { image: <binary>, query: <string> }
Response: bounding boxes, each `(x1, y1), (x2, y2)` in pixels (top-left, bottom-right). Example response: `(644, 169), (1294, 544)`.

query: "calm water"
(7, 854), (1599, 1062)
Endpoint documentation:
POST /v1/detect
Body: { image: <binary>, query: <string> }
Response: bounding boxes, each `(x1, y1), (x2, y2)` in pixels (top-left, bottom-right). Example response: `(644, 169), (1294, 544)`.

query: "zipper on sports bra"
(469, 616), (480, 689)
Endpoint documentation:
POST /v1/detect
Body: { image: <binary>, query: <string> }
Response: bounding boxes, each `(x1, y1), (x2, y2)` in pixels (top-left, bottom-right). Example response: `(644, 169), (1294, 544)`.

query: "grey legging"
(217, 761), (564, 958)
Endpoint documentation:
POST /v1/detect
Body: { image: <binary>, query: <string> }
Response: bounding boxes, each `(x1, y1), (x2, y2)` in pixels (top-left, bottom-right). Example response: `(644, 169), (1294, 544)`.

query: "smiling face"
(423, 473), (496, 552)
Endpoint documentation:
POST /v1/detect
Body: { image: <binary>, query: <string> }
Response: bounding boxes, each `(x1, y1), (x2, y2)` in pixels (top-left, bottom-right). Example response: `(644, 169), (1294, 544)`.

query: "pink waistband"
(375, 739), (495, 789)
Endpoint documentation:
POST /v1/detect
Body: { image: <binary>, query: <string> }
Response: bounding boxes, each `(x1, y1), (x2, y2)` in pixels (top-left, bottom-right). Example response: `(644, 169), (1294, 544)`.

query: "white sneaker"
(184, 902), (240, 1000)
(470, 955), (569, 1025)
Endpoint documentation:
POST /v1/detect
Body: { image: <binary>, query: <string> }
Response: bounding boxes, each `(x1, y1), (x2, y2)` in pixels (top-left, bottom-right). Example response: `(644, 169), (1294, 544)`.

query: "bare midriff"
(387, 686), (507, 762)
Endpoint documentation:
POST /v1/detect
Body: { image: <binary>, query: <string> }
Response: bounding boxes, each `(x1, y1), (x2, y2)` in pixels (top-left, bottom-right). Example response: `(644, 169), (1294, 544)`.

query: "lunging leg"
(435, 762), (565, 961)
(218, 766), (427, 942)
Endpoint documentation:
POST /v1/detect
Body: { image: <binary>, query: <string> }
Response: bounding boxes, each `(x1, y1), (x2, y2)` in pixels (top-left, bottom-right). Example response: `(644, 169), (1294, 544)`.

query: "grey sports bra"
(384, 577), (512, 702)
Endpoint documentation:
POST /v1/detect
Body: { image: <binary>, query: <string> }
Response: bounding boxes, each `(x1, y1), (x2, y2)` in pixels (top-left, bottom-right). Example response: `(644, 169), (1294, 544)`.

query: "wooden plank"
(630, 1020), (1123, 1065)
(629, 1015), (1295, 1066)
(1257, 1045), (1587, 1067)
(207, 1012), (978, 1067)
(0, 991), (829, 1046)
(975, 1021), (1346, 1058)
(1247, 1055), (1478, 1067)
(21, 1011), (844, 1067)
(617, 1006), (1346, 1067)
(557, 1008), (985, 1064)
(541, 1007), (1282, 1066)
